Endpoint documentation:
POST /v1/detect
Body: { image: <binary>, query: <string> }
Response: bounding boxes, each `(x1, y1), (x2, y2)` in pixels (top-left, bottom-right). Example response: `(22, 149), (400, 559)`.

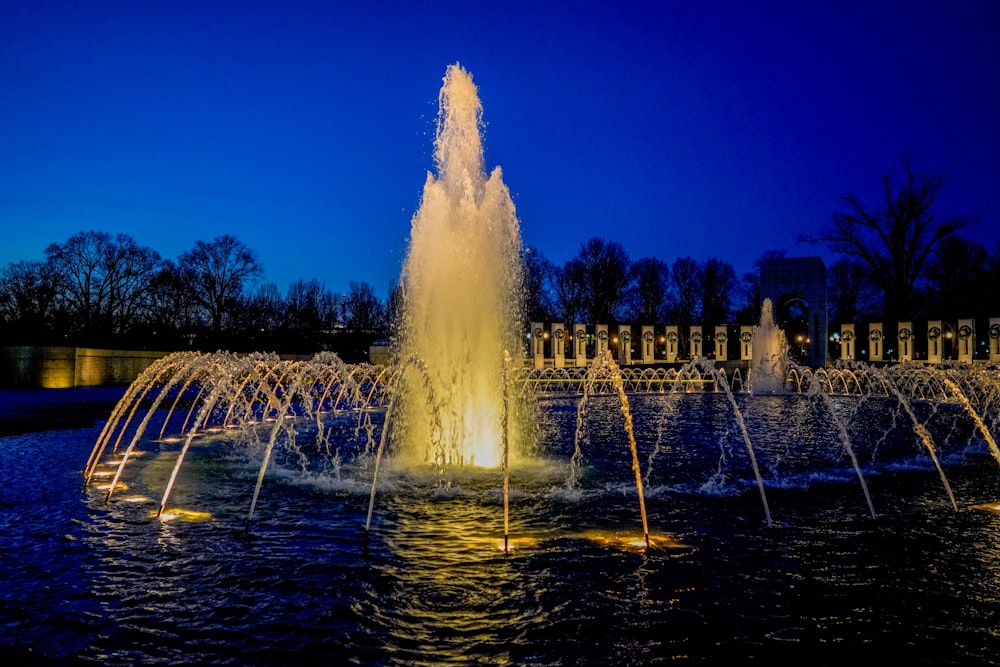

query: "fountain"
(750, 297), (787, 394)
(392, 63), (526, 469)
(7, 64), (1000, 664)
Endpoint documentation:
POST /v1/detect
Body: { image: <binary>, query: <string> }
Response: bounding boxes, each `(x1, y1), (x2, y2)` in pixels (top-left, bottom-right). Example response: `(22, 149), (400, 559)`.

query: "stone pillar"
(574, 324), (588, 367)
(897, 321), (913, 361)
(714, 326), (728, 361)
(531, 322), (545, 369)
(840, 323), (855, 361)
(641, 326), (655, 364)
(690, 327), (703, 359)
(596, 324), (609, 358)
(552, 323), (565, 368)
(868, 322), (883, 362)
(739, 326), (753, 361)
(990, 318), (1000, 359)
(957, 319), (975, 363)
(927, 320), (943, 364)
(618, 325), (632, 366)
(665, 326), (679, 363)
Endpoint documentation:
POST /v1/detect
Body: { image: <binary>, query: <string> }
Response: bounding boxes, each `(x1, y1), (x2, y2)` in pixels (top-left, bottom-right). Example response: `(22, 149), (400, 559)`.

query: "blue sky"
(2, 1), (999, 299)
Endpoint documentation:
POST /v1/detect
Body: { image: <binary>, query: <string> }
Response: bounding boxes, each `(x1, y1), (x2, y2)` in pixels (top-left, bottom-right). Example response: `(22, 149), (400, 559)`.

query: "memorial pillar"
(714, 326), (728, 361)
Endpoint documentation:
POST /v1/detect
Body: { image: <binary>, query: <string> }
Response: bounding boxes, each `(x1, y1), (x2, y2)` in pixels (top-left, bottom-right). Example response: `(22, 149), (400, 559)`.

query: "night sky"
(3, 1), (999, 299)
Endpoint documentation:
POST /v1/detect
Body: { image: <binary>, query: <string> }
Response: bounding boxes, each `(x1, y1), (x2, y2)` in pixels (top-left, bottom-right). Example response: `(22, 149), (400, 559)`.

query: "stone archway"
(759, 257), (828, 367)
(774, 294), (811, 361)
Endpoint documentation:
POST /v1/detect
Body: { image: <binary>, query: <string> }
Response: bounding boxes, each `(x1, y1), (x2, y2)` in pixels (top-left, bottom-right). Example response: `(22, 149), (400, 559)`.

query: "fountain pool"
(4, 370), (1000, 664)
(6, 62), (1000, 664)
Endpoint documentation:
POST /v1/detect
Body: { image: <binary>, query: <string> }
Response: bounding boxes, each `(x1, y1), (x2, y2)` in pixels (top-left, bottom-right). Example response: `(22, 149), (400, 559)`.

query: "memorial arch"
(759, 256), (828, 367)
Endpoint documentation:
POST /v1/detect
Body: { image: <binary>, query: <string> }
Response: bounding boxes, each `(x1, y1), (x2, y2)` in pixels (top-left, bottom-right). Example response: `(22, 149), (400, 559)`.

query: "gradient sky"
(3, 1), (999, 299)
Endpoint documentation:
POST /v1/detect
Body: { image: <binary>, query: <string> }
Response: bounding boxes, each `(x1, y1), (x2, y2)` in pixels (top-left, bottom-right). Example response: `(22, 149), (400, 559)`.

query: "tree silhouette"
(628, 257), (670, 324)
(574, 238), (631, 324)
(44, 231), (161, 341)
(700, 258), (737, 330)
(804, 161), (966, 324)
(178, 234), (262, 338)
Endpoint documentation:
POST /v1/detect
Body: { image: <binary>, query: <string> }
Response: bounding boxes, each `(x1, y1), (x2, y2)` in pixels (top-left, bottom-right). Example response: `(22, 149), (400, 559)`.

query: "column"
(596, 324), (609, 358)
(690, 327), (703, 359)
(530, 322), (545, 369)
(840, 323), (855, 361)
(957, 319), (975, 363)
(552, 323), (565, 368)
(618, 325), (632, 366)
(574, 324), (588, 367)
(739, 326), (753, 361)
(927, 320), (942, 364)
(868, 322), (883, 362)
(990, 318), (1000, 359)
(714, 325), (728, 361)
(641, 325), (655, 364)
(665, 326), (679, 363)
(897, 321), (912, 361)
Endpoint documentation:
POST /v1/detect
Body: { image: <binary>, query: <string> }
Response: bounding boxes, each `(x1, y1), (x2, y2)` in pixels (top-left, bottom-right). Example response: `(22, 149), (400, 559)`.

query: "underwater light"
(155, 508), (212, 522)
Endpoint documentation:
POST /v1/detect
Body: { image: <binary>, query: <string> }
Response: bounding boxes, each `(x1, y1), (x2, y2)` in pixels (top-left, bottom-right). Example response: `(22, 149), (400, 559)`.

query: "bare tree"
(44, 231), (161, 339)
(924, 236), (990, 320)
(231, 281), (285, 348)
(521, 247), (555, 323)
(343, 281), (386, 332)
(105, 234), (162, 332)
(628, 257), (670, 324)
(574, 238), (631, 323)
(286, 279), (330, 335)
(668, 256), (700, 331)
(552, 260), (586, 328)
(0, 260), (62, 340)
(178, 234), (263, 336)
(804, 161), (966, 323)
(700, 258), (737, 329)
(827, 259), (881, 323)
(147, 260), (200, 338)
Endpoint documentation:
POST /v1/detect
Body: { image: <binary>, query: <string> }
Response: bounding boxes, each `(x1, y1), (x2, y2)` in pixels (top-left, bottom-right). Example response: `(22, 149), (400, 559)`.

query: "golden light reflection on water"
(493, 536), (540, 551)
(154, 508), (213, 522)
(582, 530), (689, 552)
(96, 481), (128, 492)
(970, 501), (1000, 513)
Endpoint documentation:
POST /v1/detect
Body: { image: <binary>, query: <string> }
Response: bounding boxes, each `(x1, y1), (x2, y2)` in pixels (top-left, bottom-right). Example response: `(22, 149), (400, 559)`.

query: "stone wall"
(0, 346), (170, 388)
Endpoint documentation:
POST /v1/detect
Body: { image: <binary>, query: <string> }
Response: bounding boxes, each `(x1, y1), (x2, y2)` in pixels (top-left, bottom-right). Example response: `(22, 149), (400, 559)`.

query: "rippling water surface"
(3, 393), (1000, 665)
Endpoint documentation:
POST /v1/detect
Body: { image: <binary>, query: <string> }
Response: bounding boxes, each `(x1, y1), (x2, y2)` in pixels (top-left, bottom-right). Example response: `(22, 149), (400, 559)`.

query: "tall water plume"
(394, 64), (525, 467)
(751, 298), (788, 394)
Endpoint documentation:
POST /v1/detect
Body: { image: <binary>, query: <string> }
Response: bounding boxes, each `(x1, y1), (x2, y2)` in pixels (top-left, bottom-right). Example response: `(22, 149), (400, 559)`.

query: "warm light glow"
(96, 482), (128, 492)
(122, 495), (150, 503)
(583, 530), (688, 551)
(155, 508), (213, 522)
(495, 536), (540, 551)
(395, 64), (524, 469)
(971, 501), (1000, 513)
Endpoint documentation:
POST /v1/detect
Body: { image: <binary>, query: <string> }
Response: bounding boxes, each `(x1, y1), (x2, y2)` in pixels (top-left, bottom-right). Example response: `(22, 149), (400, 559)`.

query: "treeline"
(0, 231), (387, 361)
(527, 161), (1000, 335)
(2, 163), (999, 358)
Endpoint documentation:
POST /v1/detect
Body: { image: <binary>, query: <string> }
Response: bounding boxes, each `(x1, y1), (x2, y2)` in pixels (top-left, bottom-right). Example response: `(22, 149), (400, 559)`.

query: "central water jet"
(393, 64), (525, 468)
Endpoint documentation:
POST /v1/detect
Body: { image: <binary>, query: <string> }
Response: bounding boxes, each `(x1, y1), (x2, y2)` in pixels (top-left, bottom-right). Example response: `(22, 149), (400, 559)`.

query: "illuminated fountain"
(750, 297), (787, 394)
(392, 63), (526, 469)
(49, 64), (1000, 664)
